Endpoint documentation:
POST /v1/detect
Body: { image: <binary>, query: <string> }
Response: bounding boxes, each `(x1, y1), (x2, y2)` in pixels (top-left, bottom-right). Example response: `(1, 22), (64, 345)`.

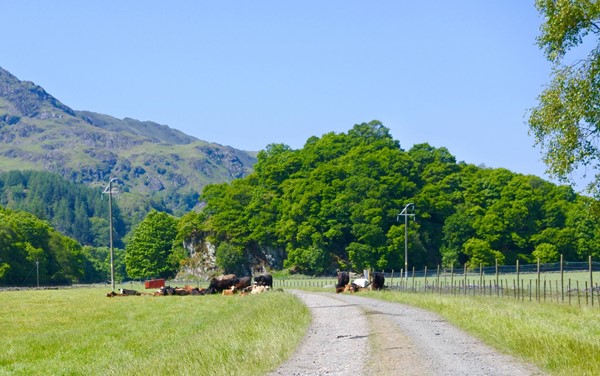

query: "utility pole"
(103, 178), (118, 291)
(397, 203), (415, 280)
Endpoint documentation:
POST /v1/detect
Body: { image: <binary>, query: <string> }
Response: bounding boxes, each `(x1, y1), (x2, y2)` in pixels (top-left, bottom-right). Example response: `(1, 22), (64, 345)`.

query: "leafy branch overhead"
(529, 0), (600, 193)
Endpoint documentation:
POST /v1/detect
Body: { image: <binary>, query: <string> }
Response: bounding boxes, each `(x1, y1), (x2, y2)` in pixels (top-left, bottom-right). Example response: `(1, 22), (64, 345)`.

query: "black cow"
(207, 274), (238, 293)
(336, 271), (350, 293)
(371, 272), (385, 290)
(120, 288), (140, 296)
(254, 274), (273, 288)
(155, 285), (176, 296)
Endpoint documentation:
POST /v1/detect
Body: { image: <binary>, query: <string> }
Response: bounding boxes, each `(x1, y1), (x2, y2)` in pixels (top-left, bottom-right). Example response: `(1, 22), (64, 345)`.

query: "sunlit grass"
(0, 287), (310, 376)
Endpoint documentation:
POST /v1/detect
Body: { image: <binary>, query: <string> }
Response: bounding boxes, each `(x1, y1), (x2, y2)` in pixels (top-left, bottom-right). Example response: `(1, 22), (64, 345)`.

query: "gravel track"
(268, 290), (545, 376)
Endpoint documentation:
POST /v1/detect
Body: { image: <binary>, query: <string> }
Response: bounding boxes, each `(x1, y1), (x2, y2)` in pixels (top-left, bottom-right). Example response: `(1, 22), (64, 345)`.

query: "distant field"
(0, 287), (310, 376)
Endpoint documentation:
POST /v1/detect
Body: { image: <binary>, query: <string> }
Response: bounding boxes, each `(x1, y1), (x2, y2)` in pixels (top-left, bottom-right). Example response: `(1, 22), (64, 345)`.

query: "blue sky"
(2, 2), (562, 184)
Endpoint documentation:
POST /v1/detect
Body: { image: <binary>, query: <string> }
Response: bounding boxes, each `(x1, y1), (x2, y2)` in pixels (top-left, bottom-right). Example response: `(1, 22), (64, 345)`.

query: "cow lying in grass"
(334, 276), (376, 294)
(153, 285), (207, 296)
(223, 284), (271, 296)
(106, 288), (149, 297)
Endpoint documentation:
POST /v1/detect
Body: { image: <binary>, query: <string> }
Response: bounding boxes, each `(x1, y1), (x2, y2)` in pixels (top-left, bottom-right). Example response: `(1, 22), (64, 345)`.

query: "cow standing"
(371, 272), (385, 290)
(254, 274), (273, 288)
(336, 271), (350, 293)
(207, 274), (238, 294)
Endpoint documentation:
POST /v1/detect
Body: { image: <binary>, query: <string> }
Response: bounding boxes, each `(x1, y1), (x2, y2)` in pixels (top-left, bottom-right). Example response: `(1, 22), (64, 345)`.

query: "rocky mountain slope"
(0, 66), (257, 215)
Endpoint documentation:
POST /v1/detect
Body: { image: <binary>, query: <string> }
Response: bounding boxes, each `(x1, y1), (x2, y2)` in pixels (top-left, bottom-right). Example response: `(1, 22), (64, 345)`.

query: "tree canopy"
(0, 206), (86, 285)
(125, 210), (178, 279)
(529, 0), (600, 196)
(2, 120), (600, 281)
(0, 170), (126, 247)
(197, 121), (600, 275)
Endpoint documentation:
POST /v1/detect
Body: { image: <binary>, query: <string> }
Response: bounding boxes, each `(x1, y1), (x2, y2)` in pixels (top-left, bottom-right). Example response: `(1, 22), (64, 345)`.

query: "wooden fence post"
(495, 258), (499, 297)
(516, 260), (520, 300)
(463, 264), (467, 295)
(479, 263), (483, 295)
(560, 254), (564, 303)
(437, 265), (440, 294)
(537, 258), (541, 302)
(451, 265), (454, 295)
(590, 256), (594, 307)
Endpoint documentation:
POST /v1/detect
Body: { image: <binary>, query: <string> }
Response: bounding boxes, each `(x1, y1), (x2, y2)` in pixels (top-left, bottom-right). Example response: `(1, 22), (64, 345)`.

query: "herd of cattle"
(106, 273), (274, 297)
(335, 271), (386, 293)
(106, 271), (386, 297)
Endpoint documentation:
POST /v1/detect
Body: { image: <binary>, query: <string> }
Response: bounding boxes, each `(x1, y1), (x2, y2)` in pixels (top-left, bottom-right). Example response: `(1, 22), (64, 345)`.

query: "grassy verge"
(0, 287), (310, 376)
(359, 290), (600, 376)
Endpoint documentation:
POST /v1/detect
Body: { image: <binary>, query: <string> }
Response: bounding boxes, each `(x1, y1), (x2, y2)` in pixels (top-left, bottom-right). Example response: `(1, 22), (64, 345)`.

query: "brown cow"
(232, 276), (251, 291)
(222, 287), (235, 296)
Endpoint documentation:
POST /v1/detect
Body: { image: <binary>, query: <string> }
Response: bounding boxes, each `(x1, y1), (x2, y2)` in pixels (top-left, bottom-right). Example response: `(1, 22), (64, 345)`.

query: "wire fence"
(274, 256), (600, 307)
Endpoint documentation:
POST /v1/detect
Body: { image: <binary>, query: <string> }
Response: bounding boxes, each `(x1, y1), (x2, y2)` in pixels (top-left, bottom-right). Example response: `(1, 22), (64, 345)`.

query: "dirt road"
(268, 291), (545, 376)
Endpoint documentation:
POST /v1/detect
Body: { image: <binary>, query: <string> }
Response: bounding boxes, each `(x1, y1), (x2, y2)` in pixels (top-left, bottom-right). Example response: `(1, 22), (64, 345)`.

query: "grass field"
(3, 279), (599, 376)
(0, 287), (310, 376)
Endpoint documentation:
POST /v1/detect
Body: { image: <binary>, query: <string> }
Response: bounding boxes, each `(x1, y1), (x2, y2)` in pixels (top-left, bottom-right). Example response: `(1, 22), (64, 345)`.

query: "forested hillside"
(0, 170), (126, 247)
(194, 121), (600, 275)
(3, 121), (600, 284)
(0, 66), (257, 220)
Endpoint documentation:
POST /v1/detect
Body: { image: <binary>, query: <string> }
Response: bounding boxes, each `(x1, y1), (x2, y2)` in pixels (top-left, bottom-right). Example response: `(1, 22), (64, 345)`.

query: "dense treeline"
(0, 171), (183, 284)
(3, 121), (600, 283)
(0, 171), (131, 285)
(0, 205), (126, 285)
(0, 170), (126, 247)
(198, 121), (600, 275)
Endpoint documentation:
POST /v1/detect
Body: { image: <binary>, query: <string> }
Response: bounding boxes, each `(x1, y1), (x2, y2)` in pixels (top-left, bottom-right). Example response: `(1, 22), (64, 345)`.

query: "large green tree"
(529, 0), (600, 195)
(125, 210), (178, 279)
(196, 121), (600, 275)
(0, 206), (89, 285)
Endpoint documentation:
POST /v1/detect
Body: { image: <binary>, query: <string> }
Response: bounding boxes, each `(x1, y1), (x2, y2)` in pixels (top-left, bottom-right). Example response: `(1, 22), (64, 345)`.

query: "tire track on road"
(269, 291), (545, 376)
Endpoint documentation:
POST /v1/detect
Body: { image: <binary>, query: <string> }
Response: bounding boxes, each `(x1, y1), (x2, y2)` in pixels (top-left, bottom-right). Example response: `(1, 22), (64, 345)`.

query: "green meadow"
(2, 284), (599, 376)
(0, 287), (310, 376)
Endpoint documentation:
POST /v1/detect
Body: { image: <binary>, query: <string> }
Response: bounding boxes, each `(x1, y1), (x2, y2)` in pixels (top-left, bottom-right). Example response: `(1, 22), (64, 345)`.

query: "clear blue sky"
(2, 2), (560, 183)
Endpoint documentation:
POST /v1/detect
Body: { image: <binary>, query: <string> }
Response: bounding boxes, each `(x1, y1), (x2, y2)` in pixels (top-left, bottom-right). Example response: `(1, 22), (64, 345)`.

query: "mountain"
(0, 66), (257, 217)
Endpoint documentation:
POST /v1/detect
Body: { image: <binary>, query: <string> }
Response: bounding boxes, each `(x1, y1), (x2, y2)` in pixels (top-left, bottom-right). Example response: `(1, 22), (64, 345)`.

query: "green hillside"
(0, 66), (257, 219)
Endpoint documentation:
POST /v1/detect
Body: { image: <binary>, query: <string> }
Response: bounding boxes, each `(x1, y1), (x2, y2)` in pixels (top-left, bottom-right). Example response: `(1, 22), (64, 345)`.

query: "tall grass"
(361, 290), (600, 376)
(0, 288), (310, 376)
